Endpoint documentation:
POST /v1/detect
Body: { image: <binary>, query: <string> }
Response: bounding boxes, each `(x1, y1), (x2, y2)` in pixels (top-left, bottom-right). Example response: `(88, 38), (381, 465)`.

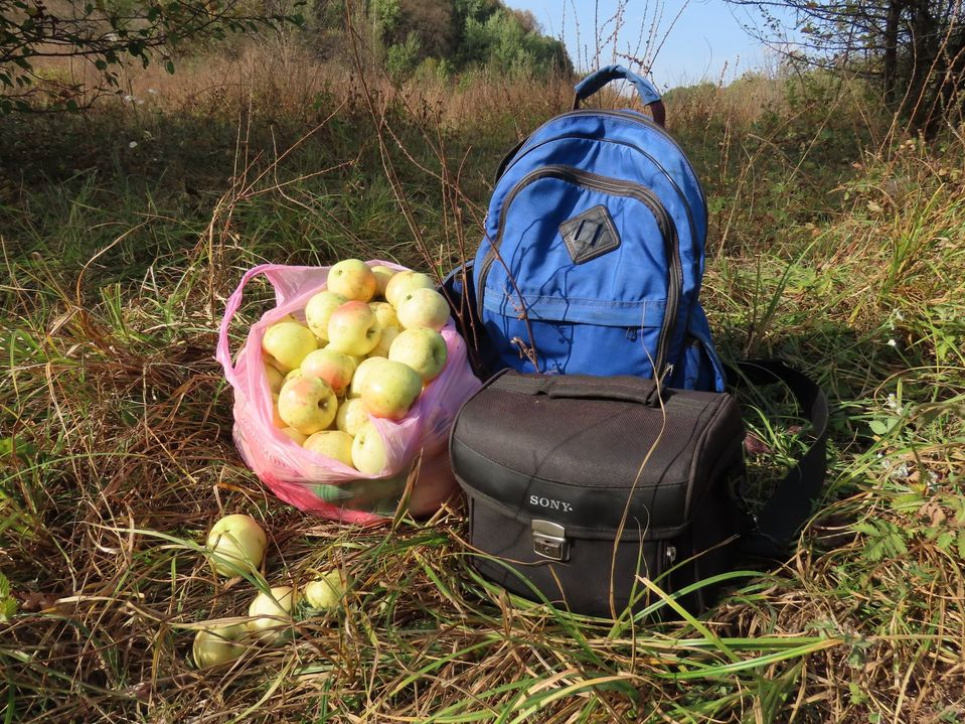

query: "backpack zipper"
(477, 164), (681, 380)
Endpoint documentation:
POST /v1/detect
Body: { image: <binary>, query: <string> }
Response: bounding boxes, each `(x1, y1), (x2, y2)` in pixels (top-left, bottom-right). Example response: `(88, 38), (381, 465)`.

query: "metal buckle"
(532, 520), (569, 561)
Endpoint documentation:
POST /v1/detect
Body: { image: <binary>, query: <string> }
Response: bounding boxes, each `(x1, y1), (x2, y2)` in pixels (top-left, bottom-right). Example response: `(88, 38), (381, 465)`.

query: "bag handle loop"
(572, 64), (666, 127)
(215, 264), (277, 389)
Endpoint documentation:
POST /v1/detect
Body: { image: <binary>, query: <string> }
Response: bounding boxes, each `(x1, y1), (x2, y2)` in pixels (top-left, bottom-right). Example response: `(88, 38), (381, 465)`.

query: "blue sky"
(506, 1), (795, 90)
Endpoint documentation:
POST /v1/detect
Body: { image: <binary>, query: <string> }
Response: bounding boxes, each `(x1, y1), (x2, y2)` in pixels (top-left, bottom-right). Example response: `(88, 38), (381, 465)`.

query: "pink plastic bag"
(215, 262), (483, 525)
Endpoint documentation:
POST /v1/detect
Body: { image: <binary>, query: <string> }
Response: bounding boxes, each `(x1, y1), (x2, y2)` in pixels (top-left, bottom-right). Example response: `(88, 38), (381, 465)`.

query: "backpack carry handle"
(573, 64), (666, 127)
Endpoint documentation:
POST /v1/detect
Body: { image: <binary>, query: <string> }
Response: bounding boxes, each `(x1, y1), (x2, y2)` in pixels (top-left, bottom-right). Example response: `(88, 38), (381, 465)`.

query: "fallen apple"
(262, 321), (317, 373)
(327, 259), (376, 302)
(384, 270), (435, 307)
(303, 569), (344, 611)
(360, 359), (423, 420)
(277, 375), (338, 435)
(389, 327), (448, 382)
(247, 585), (295, 644)
(192, 623), (249, 668)
(395, 287), (451, 331)
(206, 514), (268, 577)
(303, 430), (355, 467)
(300, 348), (357, 397)
(305, 291), (348, 343)
(328, 301), (381, 357)
(351, 421), (389, 475)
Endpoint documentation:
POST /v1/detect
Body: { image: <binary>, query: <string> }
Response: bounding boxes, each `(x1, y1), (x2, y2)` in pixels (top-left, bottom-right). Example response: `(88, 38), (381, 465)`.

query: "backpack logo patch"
(559, 205), (620, 264)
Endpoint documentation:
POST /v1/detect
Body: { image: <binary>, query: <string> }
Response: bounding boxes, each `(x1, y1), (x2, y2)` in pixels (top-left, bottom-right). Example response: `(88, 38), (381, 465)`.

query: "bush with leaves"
(0, 0), (303, 112)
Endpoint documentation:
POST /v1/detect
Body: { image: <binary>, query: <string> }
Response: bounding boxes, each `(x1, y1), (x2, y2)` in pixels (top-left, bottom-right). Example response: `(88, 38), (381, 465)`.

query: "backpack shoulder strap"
(728, 360), (830, 559)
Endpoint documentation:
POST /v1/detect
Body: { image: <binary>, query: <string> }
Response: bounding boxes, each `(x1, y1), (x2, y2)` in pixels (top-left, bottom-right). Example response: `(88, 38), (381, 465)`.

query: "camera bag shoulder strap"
(728, 360), (830, 559)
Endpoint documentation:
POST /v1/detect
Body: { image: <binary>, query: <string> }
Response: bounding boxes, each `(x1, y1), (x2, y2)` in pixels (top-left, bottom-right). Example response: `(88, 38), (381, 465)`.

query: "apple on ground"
(370, 265), (397, 298)
(369, 324), (401, 358)
(336, 397), (369, 437)
(303, 430), (355, 468)
(384, 270), (435, 307)
(360, 359), (423, 420)
(264, 363), (285, 394)
(300, 348), (357, 397)
(262, 321), (317, 373)
(327, 301), (381, 357)
(304, 291), (348, 343)
(395, 287), (451, 331)
(206, 514), (268, 577)
(351, 421), (390, 474)
(303, 569), (344, 611)
(277, 375), (338, 434)
(247, 586), (295, 644)
(192, 623), (249, 668)
(388, 327), (448, 382)
(326, 259), (377, 302)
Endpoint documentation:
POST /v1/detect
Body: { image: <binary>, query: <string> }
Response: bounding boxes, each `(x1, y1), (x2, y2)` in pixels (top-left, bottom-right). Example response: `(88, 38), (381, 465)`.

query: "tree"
(727, 0), (965, 134)
(0, 0), (303, 113)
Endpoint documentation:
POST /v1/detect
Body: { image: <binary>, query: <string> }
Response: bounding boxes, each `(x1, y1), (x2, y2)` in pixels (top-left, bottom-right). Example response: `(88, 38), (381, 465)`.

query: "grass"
(2, 40), (965, 723)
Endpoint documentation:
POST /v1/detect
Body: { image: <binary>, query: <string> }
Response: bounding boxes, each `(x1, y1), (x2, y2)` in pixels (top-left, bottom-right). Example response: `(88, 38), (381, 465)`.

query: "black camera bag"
(449, 365), (828, 618)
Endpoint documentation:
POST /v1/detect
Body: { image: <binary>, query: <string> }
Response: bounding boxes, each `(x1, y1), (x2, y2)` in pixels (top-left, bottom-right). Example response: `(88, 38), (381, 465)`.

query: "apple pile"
(194, 513), (344, 668)
(260, 259), (451, 501)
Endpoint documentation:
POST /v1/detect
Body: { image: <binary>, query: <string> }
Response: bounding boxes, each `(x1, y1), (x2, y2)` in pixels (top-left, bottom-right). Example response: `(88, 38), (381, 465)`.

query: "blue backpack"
(468, 65), (726, 392)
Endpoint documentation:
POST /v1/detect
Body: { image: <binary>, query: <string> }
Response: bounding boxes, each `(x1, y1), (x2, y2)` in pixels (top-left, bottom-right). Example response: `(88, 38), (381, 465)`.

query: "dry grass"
(3, 39), (965, 723)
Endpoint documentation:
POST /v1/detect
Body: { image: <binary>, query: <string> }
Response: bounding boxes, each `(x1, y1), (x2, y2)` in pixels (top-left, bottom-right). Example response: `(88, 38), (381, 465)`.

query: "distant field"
(2, 40), (964, 723)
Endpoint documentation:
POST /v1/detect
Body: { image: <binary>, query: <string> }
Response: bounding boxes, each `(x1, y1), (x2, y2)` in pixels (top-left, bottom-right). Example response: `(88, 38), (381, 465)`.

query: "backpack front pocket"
(477, 165), (682, 378)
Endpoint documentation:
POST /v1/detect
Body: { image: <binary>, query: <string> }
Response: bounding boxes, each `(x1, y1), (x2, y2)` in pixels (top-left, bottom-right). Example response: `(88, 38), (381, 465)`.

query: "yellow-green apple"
(284, 368), (304, 383)
(361, 359), (423, 420)
(336, 397), (369, 436)
(303, 430), (355, 467)
(388, 327), (448, 382)
(264, 363), (285, 394)
(370, 265), (397, 298)
(348, 357), (387, 398)
(271, 394), (285, 428)
(279, 427), (308, 445)
(262, 321), (318, 373)
(277, 376), (338, 434)
(206, 514), (268, 577)
(369, 301), (399, 331)
(351, 421), (389, 474)
(384, 270), (435, 307)
(395, 287), (451, 330)
(246, 586), (295, 644)
(192, 623), (248, 668)
(327, 259), (376, 302)
(327, 301), (381, 357)
(300, 348), (357, 397)
(369, 324), (401, 358)
(303, 569), (343, 611)
(304, 291), (348, 343)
